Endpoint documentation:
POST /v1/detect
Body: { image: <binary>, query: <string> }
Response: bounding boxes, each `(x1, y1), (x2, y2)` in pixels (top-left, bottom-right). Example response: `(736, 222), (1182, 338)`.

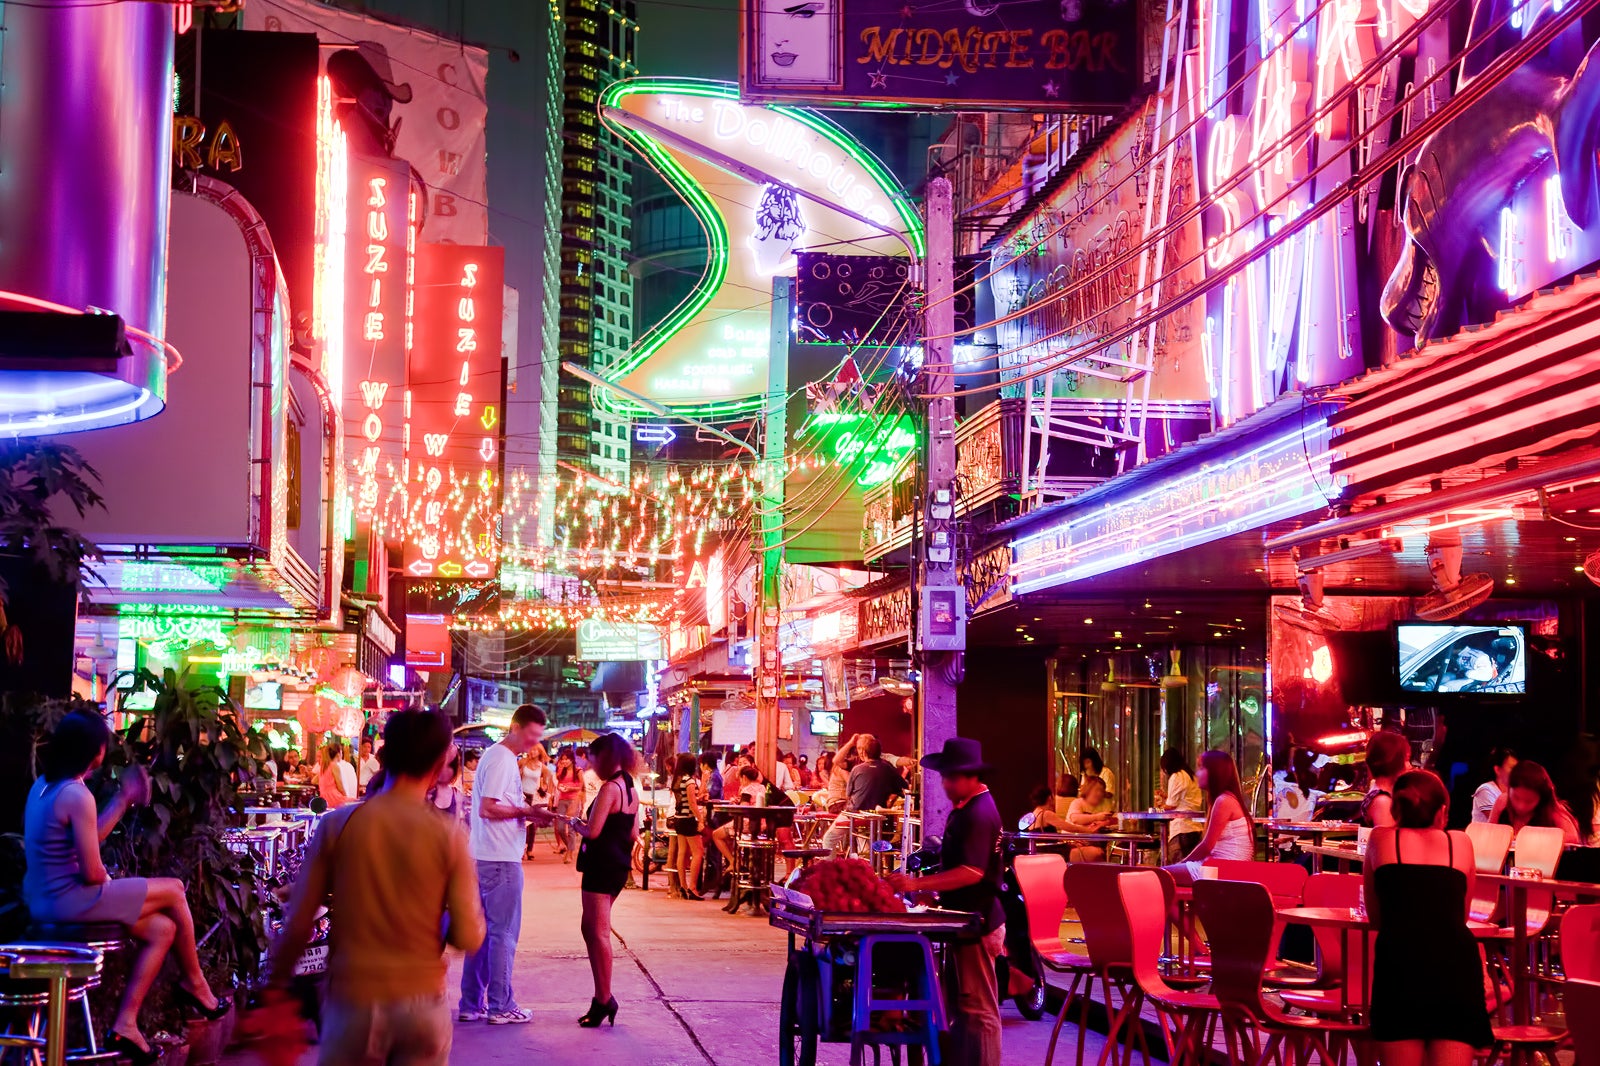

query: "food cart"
(769, 886), (980, 1066)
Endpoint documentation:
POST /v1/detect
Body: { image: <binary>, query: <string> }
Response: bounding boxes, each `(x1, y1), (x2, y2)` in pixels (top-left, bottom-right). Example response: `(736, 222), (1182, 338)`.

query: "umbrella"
(545, 727), (600, 746)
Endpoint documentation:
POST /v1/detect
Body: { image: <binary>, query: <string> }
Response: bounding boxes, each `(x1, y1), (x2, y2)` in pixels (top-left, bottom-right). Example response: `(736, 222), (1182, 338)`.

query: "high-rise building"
(557, 0), (638, 480)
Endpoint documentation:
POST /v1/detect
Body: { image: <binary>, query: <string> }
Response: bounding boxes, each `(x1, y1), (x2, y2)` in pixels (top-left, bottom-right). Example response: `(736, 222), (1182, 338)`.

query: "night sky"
(636, 0), (740, 79)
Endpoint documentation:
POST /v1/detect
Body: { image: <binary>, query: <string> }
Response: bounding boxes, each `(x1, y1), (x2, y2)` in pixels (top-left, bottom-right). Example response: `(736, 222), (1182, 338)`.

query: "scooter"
(906, 837), (1047, 1019)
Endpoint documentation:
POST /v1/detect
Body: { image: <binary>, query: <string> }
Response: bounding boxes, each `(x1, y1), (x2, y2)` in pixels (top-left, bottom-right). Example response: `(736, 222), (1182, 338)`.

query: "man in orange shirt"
(267, 711), (485, 1065)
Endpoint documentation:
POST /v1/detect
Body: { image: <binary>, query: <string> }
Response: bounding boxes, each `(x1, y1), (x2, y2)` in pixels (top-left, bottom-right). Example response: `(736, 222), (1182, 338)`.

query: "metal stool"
(0, 945), (104, 1066)
(22, 925), (129, 1061)
(851, 934), (945, 1066)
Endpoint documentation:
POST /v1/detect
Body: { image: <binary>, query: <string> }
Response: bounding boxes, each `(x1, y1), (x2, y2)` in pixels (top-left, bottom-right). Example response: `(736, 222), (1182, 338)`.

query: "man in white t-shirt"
(334, 743), (358, 800)
(459, 705), (548, 1026)
(356, 738), (381, 793)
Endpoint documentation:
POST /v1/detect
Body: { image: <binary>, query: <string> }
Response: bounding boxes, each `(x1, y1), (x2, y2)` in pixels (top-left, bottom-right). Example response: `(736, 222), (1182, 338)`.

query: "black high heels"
(105, 1031), (162, 1065)
(578, 996), (619, 1027)
(174, 984), (233, 1021)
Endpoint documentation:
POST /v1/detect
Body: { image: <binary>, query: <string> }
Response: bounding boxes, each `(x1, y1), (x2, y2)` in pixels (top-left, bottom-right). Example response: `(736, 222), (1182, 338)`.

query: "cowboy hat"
(920, 737), (991, 775)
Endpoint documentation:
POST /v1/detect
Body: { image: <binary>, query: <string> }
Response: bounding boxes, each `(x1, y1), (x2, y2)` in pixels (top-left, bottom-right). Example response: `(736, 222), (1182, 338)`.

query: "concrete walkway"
(226, 847), (1108, 1065)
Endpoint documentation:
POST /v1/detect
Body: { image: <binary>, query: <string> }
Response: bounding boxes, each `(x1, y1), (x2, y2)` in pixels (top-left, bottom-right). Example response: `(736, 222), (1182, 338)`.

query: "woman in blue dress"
(24, 711), (229, 1064)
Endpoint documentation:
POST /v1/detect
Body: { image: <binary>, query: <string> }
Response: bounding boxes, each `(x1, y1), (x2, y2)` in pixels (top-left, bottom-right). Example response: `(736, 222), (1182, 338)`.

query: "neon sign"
(597, 78), (922, 418)
(794, 410), (917, 488)
(404, 244), (505, 580)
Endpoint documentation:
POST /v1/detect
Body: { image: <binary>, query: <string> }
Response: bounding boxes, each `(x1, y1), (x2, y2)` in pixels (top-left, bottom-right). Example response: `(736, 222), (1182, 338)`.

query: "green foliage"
(102, 668), (269, 1004)
(0, 439), (103, 594)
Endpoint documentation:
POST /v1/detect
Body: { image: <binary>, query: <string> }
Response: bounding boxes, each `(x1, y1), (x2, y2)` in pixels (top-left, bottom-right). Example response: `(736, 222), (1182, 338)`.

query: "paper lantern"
(296, 695), (340, 734)
(330, 665), (367, 699)
(334, 706), (365, 738)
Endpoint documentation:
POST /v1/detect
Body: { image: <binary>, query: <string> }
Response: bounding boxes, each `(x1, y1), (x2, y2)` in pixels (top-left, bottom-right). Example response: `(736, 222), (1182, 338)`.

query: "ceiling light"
(1113, 630), (1123, 639)
(1505, 578), (1516, 585)
(1083, 617), (1094, 624)
(1565, 537), (1578, 543)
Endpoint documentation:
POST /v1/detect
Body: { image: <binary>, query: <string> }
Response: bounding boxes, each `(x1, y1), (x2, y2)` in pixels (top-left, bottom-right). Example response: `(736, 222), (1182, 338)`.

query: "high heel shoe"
(577, 997), (618, 1027)
(174, 983), (233, 1021)
(680, 887), (704, 901)
(106, 1031), (162, 1065)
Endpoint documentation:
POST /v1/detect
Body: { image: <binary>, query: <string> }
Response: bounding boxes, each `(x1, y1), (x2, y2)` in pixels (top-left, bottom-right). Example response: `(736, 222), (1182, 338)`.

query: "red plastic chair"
(1015, 855), (1096, 1061)
(1118, 869), (1221, 1066)
(1192, 879), (1365, 1066)
(1206, 859), (1319, 988)
(1465, 821), (1514, 924)
(1063, 863), (1159, 1066)
(1560, 903), (1600, 982)
(1277, 873), (1373, 1019)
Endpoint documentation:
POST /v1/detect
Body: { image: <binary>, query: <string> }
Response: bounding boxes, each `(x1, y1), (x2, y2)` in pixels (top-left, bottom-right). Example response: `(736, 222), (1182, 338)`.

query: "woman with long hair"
(669, 753), (707, 900)
(571, 733), (640, 1027)
(1490, 760), (1582, 844)
(1080, 746), (1116, 808)
(24, 711), (229, 1063)
(318, 742), (354, 809)
(1164, 750), (1255, 885)
(1365, 770), (1492, 1066)
(553, 747), (584, 862)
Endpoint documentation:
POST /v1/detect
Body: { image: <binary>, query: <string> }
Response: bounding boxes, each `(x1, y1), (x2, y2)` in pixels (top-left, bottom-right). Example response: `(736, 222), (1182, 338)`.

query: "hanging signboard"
(576, 619), (667, 662)
(404, 244), (506, 579)
(741, 0), (1140, 110)
(598, 78), (922, 419)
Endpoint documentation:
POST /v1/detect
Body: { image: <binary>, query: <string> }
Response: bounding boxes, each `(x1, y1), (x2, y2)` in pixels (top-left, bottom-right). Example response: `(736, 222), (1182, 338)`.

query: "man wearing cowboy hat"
(886, 737), (1005, 1066)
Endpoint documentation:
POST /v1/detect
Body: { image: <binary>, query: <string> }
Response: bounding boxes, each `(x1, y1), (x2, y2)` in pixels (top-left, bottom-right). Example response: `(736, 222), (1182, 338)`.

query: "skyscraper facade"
(558, 0), (638, 480)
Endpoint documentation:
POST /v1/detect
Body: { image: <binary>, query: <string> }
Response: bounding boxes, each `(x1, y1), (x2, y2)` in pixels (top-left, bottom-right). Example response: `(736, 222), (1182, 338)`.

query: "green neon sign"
(795, 410), (917, 488)
(597, 79), (924, 420)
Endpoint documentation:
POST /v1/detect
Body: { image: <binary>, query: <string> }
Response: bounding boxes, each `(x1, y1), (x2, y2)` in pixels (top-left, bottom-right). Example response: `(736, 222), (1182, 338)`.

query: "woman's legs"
(686, 835), (706, 896)
(1375, 1041), (1426, 1066)
(140, 877), (218, 1006)
(1421, 1041), (1476, 1066)
(579, 891), (614, 1003)
(112, 912), (175, 1045)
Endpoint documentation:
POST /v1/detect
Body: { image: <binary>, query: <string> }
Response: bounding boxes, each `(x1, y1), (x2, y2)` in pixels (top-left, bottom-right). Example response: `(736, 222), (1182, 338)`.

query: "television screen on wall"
(1395, 623), (1526, 696)
(809, 710), (842, 736)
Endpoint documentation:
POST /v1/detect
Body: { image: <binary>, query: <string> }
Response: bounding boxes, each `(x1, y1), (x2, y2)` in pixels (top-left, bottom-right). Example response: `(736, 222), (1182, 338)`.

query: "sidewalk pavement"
(225, 848), (1108, 1065)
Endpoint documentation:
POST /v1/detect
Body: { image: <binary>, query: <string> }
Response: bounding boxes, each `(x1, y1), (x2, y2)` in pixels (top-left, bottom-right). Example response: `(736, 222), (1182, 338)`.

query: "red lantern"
(334, 706), (365, 738)
(296, 695), (340, 734)
(330, 665), (366, 699)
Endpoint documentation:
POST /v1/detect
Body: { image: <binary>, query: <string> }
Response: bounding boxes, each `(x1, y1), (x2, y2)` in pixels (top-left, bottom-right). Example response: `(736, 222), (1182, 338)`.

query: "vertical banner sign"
(405, 244), (505, 579)
(345, 154), (413, 533)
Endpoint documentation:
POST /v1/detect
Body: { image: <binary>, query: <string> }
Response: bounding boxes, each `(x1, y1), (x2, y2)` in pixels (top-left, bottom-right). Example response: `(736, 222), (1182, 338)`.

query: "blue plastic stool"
(850, 933), (945, 1066)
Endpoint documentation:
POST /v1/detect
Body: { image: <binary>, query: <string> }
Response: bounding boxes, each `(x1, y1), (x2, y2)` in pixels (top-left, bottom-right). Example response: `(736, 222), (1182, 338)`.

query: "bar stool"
(850, 933), (945, 1066)
(781, 847), (832, 876)
(21, 925), (130, 1061)
(0, 944), (105, 1066)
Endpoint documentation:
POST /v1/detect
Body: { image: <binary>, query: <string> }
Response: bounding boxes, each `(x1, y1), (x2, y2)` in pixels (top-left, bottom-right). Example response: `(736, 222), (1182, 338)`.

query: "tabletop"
(1116, 810), (1203, 821)
(1009, 830), (1158, 844)
(1475, 872), (1600, 896)
(1278, 906), (1370, 929)
(1263, 820), (1359, 833)
(1297, 842), (1366, 863)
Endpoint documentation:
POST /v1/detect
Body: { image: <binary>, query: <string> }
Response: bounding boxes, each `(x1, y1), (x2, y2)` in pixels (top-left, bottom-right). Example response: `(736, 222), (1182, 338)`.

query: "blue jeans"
(459, 860), (522, 1014)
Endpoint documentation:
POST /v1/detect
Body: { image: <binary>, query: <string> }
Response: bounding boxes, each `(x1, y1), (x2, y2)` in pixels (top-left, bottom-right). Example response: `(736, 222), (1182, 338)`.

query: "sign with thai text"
(742, 0), (1140, 110)
(577, 619), (666, 662)
(404, 244), (505, 580)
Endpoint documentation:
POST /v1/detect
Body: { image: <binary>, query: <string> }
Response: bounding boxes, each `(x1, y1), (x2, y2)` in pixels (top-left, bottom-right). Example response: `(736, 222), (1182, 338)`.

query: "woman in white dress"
(1164, 749), (1255, 884)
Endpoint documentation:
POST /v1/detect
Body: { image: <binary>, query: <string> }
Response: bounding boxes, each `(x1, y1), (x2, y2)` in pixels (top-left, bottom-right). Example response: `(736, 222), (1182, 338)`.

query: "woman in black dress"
(573, 732), (640, 1028)
(1364, 770), (1492, 1066)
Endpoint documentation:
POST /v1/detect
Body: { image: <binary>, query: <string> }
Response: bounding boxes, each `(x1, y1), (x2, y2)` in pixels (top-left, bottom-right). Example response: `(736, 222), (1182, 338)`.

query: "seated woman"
(1163, 750), (1254, 885)
(1365, 770), (1492, 1065)
(24, 711), (229, 1065)
(1065, 775), (1118, 862)
(1026, 785), (1071, 832)
(1489, 759), (1582, 844)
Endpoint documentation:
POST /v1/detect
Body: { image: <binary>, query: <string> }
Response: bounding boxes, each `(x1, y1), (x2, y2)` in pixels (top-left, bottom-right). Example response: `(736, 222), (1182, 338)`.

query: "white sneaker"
(458, 1009), (487, 1022)
(487, 1007), (533, 1025)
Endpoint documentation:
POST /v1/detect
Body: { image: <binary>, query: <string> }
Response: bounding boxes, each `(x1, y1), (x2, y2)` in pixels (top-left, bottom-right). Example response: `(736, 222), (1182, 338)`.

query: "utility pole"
(755, 276), (793, 778)
(917, 177), (965, 836)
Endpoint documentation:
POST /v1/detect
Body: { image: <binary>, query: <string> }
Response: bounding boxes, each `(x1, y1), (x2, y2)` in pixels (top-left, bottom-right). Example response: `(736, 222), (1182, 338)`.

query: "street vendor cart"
(769, 886), (980, 1066)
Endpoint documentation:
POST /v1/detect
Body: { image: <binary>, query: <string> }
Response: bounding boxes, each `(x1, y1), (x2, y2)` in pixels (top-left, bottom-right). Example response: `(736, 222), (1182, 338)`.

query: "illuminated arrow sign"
(438, 561), (463, 578)
(597, 79), (922, 420)
(464, 560), (492, 578)
(408, 560), (435, 576)
(634, 424), (679, 445)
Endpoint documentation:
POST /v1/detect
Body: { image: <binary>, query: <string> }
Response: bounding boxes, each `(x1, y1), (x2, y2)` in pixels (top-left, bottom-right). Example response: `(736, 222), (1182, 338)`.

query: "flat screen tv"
(809, 710), (842, 736)
(244, 680), (283, 711)
(1395, 622), (1526, 696)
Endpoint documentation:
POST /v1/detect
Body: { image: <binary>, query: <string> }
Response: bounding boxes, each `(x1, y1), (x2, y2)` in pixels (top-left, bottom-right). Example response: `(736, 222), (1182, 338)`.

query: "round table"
(1008, 830), (1157, 864)
(1116, 810), (1203, 862)
(1276, 906), (1372, 1018)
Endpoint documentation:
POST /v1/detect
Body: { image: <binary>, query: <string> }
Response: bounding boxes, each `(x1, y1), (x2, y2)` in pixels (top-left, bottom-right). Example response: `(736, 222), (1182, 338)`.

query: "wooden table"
(722, 805), (795, 916)
(1475, 872), (1600, 1025)
(1278, 906), (1372, 1019)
